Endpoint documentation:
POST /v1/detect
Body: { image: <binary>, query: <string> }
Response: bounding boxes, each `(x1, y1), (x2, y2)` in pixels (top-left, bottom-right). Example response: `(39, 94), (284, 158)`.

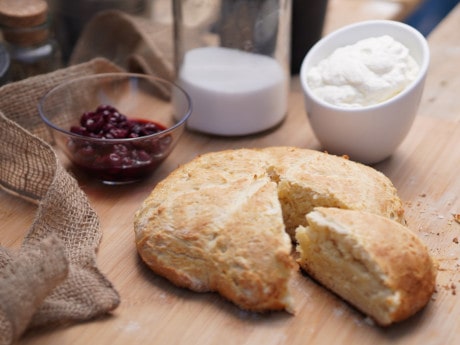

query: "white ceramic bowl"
(300, 20), (429, 164)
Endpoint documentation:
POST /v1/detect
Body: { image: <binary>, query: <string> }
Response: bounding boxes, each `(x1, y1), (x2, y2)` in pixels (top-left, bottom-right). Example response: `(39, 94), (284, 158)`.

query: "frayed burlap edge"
(0, 58), (123, 345)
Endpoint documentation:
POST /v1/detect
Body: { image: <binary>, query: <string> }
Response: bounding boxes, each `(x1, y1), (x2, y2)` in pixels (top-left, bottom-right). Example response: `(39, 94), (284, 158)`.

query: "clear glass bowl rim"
(37, 72), (193, 143)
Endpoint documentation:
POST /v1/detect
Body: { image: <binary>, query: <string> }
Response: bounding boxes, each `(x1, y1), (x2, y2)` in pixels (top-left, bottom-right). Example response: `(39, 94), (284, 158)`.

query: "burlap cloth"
(70, 9), (174, 88)
(0, 10), (175, 345)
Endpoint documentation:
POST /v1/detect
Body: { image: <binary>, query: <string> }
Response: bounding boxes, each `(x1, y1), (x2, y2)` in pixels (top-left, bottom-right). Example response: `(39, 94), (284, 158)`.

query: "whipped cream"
(307, 35), (420, 107)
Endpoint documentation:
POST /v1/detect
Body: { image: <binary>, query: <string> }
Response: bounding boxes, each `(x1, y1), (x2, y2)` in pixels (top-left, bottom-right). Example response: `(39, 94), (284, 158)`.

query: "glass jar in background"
(48, 0), (150, 63)
(172, 0), (292, 136)
(0, 0), (62, 82)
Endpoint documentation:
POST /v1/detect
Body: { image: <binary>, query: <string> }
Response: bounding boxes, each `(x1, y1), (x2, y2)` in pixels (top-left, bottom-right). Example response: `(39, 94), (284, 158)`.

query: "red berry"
(68, 105), (170, 181)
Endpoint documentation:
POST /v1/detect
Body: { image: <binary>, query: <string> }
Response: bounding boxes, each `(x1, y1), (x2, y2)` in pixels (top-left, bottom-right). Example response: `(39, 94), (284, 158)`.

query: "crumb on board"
(440, 283), (457, 296)
(453, 214), (460, 224)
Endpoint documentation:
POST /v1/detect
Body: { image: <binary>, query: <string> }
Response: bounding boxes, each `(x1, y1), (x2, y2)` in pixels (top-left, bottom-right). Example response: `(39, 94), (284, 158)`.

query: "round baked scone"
(134, 147), (405, 313)
(295, 207), (437, 326)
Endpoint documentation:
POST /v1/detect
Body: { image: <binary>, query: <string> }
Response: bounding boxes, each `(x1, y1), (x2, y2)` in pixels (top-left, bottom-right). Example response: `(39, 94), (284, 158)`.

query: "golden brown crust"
(134, 147), (407, 313)
(296, 207), (437, 326)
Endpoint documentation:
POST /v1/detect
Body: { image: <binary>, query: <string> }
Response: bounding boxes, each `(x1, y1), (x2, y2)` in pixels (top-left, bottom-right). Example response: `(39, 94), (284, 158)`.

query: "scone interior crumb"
(277, 180), (346, 239)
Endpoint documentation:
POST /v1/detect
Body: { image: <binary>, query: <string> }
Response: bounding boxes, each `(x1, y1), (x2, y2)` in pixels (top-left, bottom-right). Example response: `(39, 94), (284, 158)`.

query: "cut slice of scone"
(295, 207), (437, 326)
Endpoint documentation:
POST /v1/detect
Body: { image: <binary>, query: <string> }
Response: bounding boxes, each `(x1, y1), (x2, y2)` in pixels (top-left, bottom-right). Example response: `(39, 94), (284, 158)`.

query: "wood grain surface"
(2, 3), (459, 345)
(6, 109), (460, 345)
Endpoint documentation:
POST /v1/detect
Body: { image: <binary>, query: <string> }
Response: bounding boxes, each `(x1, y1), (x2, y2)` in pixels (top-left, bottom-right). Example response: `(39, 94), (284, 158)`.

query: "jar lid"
(0, 0), (48, 28)
(0, 0), (49, 46)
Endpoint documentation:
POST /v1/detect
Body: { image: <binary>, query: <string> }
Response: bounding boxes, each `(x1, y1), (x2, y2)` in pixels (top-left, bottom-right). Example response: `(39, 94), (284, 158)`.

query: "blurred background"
(0, 0), (458, 84)
(404, 0), (459, 36)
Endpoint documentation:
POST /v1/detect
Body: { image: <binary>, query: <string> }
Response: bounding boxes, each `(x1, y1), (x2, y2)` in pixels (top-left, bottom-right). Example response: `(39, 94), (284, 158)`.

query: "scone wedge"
(296, 207), (437, 326)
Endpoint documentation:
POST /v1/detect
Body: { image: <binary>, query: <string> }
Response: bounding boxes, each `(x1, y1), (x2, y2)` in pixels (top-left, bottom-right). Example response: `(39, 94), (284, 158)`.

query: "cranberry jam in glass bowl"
(38, 73), (192, 184)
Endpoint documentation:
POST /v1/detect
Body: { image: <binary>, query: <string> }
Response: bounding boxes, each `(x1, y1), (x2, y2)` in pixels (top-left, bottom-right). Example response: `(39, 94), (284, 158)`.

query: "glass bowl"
(38, 73), (192, 184)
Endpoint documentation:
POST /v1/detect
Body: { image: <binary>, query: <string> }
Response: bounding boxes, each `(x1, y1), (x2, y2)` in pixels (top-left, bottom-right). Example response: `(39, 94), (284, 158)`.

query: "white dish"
(300, 20), (430, 164)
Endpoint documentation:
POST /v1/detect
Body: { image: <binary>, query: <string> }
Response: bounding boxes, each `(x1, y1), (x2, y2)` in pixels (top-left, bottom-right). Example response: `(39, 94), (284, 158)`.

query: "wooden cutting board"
(2, 77), (457, 344)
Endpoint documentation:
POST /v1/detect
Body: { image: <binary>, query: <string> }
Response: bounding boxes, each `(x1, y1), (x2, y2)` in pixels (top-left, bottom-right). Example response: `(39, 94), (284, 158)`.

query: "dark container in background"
(290, 0), (328, 74)
(0, 44), (10, 85)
